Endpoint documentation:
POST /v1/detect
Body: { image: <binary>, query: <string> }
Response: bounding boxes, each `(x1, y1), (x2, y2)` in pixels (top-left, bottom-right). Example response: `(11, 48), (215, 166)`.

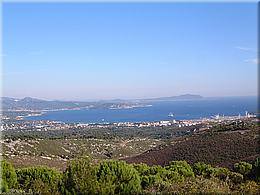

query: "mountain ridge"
(141, 94), (203, 101)
(1, 94), (203, 111)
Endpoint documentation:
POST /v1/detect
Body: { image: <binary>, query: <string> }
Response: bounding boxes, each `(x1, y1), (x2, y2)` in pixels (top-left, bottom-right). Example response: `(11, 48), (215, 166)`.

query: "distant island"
(142, 94), (203, 101)
(1, 94), (203, 111)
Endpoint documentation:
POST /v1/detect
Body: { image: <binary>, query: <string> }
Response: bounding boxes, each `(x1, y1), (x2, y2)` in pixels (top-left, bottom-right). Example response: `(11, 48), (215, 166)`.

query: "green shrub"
(133, 163), (155, 189)
(166, 161), (194, 178)
(96, 160), (141, 194)
(2, 158), (260, 194)
(161, 169), (183, 183)
(167, 176), (231, 194)
(193, 162), (215, 178)
(213, 167), (230, 181)
(229, 172), (244, 184)
(0, 160), (18, 192)
(133, 163), (150, 176)
(239, 180), (260, 194)
(139, 174), (163, 190)
(62, 156), (98, 195)
(234, 161), (252, 176)
(148, 165), (166, 175)
(16, 166), (61, 194)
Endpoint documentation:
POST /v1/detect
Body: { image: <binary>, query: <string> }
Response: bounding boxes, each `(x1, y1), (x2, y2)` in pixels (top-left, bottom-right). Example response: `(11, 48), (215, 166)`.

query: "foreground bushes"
(96, 160), (141, 194)
(62, 157), (141, 194)
(62, 157), (98, 194)
(16, 166), (62, 194)
(1, 158), (260, 194)
(167, 176), (232, 194)
(1, 160), (17, 192)
(234, 161), (253, 177)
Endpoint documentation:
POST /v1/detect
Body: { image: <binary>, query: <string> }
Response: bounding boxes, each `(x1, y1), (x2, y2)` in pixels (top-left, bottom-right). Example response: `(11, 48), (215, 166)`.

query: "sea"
(26, 96), (258, 124)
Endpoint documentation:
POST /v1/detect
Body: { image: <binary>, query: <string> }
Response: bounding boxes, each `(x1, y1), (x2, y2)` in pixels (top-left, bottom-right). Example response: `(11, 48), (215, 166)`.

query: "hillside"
(1, 97), (143, 111)
(1, 97), (93, 110)
(1, 94), (203, 110)
(124, 128), (259, 169)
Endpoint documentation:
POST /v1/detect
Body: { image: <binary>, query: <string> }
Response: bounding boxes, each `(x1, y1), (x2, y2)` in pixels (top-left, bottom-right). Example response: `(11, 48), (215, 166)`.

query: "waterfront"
(25, 97), (257, 123)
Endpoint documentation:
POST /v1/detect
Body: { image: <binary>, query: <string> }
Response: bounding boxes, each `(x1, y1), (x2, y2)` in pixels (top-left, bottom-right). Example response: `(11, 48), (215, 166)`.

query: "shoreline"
(2, 106), (257, 126)
(21, 112), (257, 126)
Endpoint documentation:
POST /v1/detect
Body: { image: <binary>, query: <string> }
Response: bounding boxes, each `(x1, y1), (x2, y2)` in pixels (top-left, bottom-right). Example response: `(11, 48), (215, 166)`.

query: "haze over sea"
(26, 96), (257, 123)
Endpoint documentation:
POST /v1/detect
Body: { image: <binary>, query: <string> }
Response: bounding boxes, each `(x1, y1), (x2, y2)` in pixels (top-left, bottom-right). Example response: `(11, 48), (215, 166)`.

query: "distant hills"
(1, 94), (203, 111)
(1, 97), (94, 111)
(142, 94), (203, 101)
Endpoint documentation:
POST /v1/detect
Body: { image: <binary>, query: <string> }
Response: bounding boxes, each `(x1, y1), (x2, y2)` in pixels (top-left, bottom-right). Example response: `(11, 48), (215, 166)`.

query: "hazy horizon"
(3, 3), (257, 100)
(2, 94), (258, 102)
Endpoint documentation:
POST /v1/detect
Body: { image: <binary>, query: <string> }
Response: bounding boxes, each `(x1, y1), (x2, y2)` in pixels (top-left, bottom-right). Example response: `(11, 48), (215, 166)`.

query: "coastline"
(20, 111), (257, 126)
(2, 97), (257, 125)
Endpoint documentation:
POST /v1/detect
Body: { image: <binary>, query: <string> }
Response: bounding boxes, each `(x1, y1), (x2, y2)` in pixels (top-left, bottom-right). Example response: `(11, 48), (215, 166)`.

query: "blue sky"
(3, 3), (257, 100)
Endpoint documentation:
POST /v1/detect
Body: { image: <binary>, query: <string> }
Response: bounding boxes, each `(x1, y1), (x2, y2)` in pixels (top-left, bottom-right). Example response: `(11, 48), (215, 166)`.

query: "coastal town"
(1, 110), (257, 133)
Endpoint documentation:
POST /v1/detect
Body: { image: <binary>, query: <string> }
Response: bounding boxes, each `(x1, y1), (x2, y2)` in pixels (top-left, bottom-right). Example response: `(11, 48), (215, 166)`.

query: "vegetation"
(234, 161), (253, 176)
(3, 119), (258, 171)
(2, 118), (258, 194)
(3, 124), (200, 140)
(125, 127), (259, 168)
(213, 120), (257, 132)
(62, 157), (98, 194)
(96, 160), (141, 194)
(3, 137), (164, 171)
(16, 166), (62, 194)
(1, 160), (17, 192)
(1, 158), (260, 194)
